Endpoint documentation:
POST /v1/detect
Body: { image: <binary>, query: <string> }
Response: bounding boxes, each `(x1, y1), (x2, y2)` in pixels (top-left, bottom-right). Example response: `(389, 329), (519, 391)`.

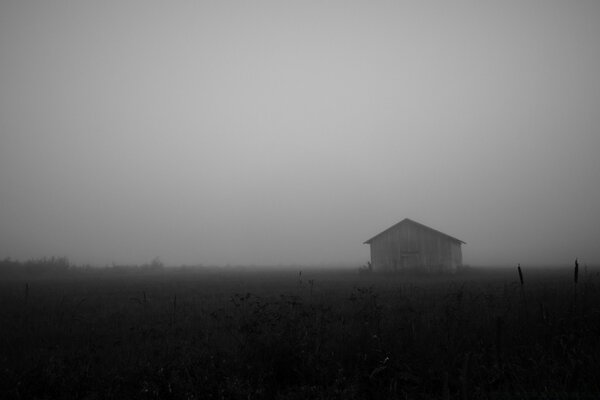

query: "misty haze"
(1, 0), (599, 267)
(2, 1), (600, 398)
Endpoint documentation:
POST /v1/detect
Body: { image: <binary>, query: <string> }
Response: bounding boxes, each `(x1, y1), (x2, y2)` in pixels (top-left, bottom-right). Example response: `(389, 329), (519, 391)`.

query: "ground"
(0, 264), (598, 399)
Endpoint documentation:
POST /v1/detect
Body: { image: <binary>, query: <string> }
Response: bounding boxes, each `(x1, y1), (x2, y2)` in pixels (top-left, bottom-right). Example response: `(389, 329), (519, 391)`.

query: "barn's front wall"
(369, 221), (462, 273)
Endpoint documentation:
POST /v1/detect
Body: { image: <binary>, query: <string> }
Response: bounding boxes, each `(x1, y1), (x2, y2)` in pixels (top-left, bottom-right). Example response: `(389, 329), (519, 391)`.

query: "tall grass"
(0, 266), (599, 399)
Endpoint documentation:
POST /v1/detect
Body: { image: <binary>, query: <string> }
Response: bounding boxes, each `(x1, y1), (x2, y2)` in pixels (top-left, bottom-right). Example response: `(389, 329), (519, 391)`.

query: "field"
(1, 262), (600, 399)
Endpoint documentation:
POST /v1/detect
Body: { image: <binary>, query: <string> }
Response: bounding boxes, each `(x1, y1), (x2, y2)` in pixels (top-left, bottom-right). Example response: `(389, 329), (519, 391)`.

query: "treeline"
(0, 256), (168, 276)
(0, 256), (73, 275)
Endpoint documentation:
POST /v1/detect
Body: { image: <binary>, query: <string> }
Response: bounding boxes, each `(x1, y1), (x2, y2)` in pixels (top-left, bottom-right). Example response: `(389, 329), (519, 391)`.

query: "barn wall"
(450, 242), (463, 270)
(369, 221), (462, 272)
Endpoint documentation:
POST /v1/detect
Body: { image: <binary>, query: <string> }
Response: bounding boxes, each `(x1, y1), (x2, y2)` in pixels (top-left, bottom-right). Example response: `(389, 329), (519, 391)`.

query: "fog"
(1, 1), (599, 267)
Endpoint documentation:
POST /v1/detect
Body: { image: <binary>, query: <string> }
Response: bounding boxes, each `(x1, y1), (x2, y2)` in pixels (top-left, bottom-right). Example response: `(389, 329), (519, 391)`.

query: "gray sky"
(1, 0), (599, 267)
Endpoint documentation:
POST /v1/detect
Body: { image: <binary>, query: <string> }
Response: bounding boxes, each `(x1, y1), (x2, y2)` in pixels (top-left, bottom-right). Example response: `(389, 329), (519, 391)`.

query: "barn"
(364, 218), (465, 273)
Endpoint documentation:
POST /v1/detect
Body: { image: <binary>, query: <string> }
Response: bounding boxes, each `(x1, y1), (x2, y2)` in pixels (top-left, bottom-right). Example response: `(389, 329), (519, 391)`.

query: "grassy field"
(1, 262), (599, 399)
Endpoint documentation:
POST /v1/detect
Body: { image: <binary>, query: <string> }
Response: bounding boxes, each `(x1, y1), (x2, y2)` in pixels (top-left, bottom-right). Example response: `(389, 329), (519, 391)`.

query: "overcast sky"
(1, 1), (599, 267)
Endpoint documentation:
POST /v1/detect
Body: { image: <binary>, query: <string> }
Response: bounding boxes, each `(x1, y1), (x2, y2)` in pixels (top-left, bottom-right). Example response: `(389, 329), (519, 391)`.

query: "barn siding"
(366, 219), (463, 273)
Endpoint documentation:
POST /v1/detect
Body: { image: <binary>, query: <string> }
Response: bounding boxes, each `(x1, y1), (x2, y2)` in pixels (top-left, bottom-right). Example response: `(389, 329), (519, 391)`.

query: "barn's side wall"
(369, 222), (462, 272)
(450, 242), (463, 270)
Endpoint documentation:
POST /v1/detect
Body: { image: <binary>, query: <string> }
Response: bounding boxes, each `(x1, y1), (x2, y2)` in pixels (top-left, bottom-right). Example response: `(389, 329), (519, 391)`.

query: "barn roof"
(363, 218), (466, 245)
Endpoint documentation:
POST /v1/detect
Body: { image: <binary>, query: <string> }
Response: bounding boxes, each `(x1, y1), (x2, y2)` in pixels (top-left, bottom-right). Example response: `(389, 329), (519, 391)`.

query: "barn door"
(401, 252), (419, 270)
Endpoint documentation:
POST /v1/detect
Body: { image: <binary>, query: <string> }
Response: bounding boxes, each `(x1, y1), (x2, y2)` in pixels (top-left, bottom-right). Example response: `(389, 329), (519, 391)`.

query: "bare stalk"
(517, 264), (524, 286)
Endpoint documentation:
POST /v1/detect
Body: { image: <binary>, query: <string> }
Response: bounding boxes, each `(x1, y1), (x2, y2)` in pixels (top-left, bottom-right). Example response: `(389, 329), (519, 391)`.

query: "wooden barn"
(364, 218), (465, 273)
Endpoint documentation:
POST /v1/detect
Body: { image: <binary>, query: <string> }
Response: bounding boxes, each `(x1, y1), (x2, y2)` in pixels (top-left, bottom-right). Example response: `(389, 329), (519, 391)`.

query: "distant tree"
(143, 257), (165, 270)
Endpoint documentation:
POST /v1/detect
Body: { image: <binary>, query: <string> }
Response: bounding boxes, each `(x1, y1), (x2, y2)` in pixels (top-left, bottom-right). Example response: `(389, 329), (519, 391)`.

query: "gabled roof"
(363, 218), (466, 245)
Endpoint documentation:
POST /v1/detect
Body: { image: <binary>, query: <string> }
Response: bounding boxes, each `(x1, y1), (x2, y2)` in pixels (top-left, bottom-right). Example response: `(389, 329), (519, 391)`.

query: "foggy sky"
(1, 1), (599, 267)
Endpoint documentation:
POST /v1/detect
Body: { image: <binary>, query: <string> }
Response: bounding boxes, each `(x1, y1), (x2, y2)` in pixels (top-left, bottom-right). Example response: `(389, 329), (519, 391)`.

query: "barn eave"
(363, 218), (466, 245)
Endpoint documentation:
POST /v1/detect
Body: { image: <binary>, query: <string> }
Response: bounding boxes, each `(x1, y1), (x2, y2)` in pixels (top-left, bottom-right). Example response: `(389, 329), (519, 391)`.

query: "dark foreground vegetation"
(1, 259), (599, 399)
